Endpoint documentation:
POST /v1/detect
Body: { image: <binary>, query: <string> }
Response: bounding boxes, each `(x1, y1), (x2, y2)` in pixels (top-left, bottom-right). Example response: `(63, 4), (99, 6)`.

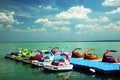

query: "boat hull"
(31, 61), (44, 67)
(44, 65), (73, 71)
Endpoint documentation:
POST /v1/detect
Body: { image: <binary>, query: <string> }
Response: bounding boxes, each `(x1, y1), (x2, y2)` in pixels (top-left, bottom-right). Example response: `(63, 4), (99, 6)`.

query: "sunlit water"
(0, 42), (120, 80)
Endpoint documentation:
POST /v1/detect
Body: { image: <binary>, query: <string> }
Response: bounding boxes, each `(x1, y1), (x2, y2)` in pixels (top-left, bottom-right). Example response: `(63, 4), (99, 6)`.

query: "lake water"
(0, 42), (120, 80)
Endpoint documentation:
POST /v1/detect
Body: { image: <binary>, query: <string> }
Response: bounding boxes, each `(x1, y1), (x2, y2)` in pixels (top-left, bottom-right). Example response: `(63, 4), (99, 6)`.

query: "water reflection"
(74, 70), (120, 80)
(31, 67), (44, 76)
(3, 58), (120, 80)
(31, 66), (120, 80)
(56, 72), (71, 80)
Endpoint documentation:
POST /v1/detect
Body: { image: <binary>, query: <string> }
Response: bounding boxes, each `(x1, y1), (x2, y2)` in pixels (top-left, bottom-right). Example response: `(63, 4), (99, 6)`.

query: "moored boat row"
(5, 47), (73, 71)
(5, 47), (120, 74)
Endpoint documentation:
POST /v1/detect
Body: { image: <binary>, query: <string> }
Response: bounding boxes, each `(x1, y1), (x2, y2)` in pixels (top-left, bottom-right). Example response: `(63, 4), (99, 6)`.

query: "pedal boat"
(31, 52), (54, 67)
(31, 47), (66, 67)
(84, 48), (102, 61)
(5, 48), (23, 59)
(22, 50), (43, 64)
(71, 48), (84, 58)
(44, 53), (73, 71)
(15, 49), (34, 62)
(102, 50), (120, 63)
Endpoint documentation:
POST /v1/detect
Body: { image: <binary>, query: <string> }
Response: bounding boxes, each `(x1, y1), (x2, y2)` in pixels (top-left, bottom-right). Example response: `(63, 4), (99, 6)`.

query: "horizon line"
(0, 40), (120, 43)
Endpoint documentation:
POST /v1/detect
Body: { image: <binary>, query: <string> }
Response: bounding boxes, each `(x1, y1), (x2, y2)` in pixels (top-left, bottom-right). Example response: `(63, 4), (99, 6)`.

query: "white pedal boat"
(44, 53), (73, 71)
(44, 64), (73, 71)
(31, 59), (52, 67)
(31, 60), (44, 67)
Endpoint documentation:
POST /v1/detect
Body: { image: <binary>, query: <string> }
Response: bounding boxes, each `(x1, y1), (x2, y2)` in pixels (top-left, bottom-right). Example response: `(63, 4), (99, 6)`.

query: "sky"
(0, 0), (120, 42)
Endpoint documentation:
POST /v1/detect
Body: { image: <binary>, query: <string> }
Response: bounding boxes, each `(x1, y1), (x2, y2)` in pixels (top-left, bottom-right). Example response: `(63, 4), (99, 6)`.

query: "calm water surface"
(0, 42), (120, 80)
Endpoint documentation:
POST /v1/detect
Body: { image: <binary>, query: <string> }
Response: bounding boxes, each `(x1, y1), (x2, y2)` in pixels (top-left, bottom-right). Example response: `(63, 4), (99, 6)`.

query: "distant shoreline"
(0, 40), (120, 43)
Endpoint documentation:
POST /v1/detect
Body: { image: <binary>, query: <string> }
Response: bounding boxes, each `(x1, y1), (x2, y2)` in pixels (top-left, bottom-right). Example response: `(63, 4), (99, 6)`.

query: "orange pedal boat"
(84, 48), (102, 61)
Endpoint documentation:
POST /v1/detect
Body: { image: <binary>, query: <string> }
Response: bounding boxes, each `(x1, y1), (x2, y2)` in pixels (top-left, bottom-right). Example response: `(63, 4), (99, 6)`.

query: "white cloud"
(75, 24), (84, 29)
(75, 24), (98, 29)
(88, 16), (110, 22)
(0, 11), (23, 25)
(60, 26), (71, 31)
(74, 21), (120, 35)
(38, 5), (58, 10)
(45, 21), (70, 27)
(38, 5), (42, 8)
(106, 7), (120, 14)
(117, 21), (120, 24)
(0, 11), (16, 23)
(27, 27), (47, 32)
(100, 16), (110, 22)
(75, 23), (105, 34)
(18, 12), (32, 18)
(102, 0), (120, 6)
(75, 31), (82, 35)
(9, 27), (47, 32)
(34, 18), (70, 27)
(75, 24), (91, 34)
(34, 18), (49, 23)
(52, 26), (59, 30)
(45, 5), (53, 9)
(104, 22), (120, 31)
(16, 21), (24, 24)
(55, 6), (92, 19)
(38, 27), (47, 32)
(6, 24), (13, 29)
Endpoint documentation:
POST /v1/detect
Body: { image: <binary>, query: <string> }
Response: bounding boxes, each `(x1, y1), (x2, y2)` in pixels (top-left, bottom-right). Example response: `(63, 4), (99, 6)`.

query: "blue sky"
(0, 0), (120, 42)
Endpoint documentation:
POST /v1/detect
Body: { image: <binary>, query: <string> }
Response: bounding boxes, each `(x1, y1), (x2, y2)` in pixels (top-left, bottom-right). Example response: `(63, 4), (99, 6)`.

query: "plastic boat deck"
(70, 58), (120, 74)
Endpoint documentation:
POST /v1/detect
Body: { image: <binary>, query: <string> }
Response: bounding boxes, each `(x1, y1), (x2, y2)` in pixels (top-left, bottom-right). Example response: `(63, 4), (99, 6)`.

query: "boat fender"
(89, 68), (95, 73)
